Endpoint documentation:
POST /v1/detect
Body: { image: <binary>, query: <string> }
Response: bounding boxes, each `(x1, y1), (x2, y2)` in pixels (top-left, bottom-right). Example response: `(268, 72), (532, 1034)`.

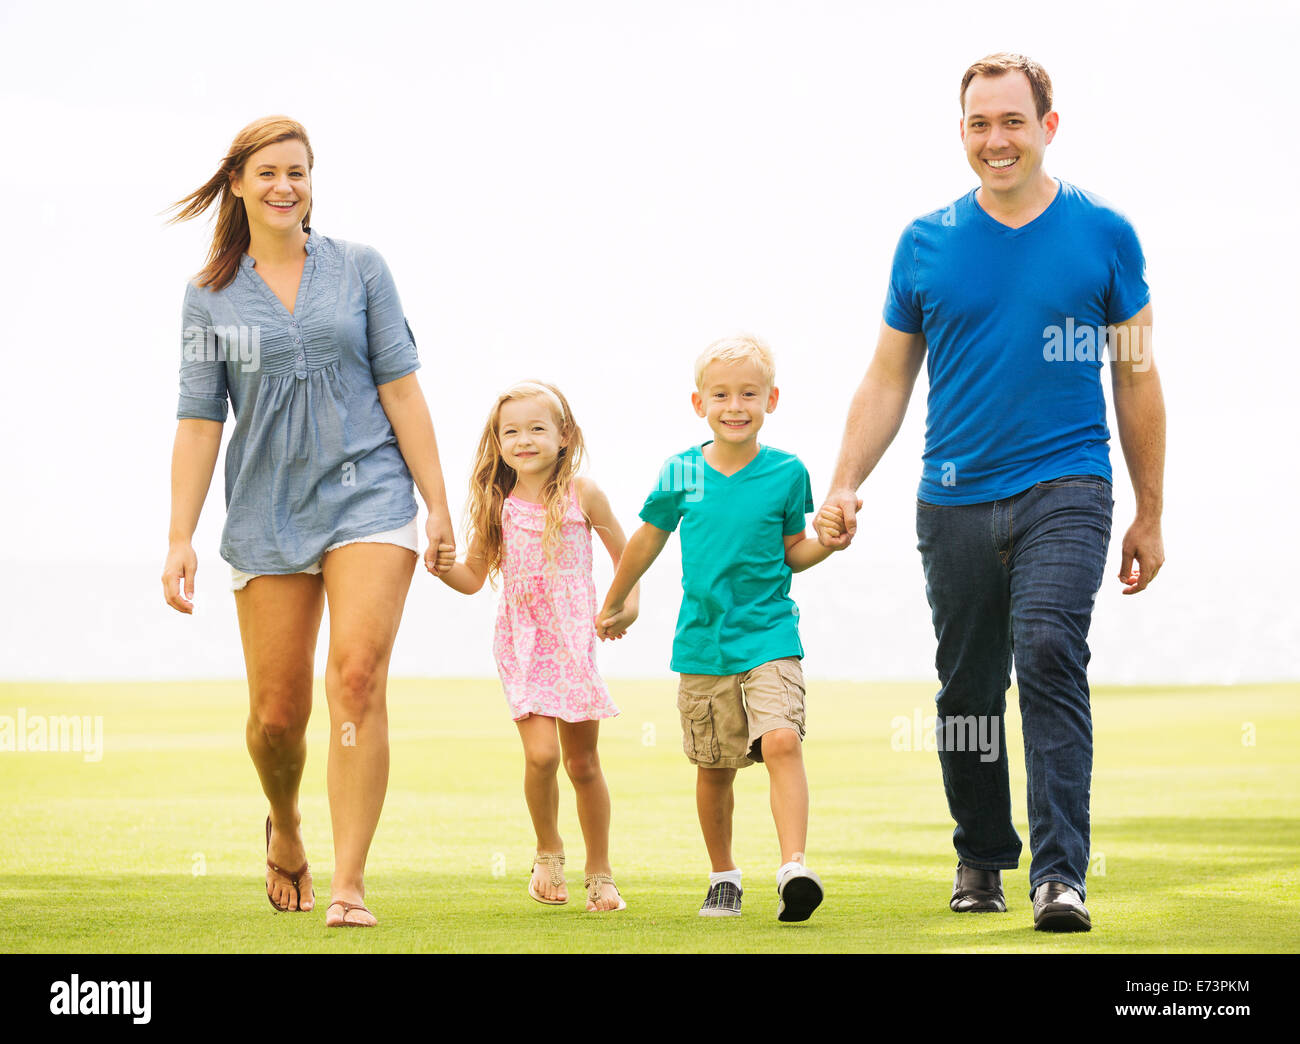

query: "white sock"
(777, 858), (806, 884)
(710, 868), (742, 890)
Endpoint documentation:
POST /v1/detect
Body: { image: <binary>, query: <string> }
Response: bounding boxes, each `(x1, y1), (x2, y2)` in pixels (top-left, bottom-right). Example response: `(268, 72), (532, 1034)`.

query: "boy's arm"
(596, 521), (671, 639)
(784, 529), (837, 572)
(438, 535), (490, 595)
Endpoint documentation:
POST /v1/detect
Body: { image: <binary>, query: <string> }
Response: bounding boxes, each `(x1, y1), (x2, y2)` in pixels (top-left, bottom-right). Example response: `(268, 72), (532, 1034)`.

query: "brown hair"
(167, 116), (314, 290)
(466, 381), (588, 584)
(960, 53), (1053, 120)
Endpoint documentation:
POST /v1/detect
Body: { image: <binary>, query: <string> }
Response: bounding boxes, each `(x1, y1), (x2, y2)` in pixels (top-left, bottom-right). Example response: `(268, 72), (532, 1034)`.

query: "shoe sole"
(1034, 907), (1092, 932)
(777, 875), (824, 922)
(699, 908), (742, 917)
(950, 897), (1007, 913)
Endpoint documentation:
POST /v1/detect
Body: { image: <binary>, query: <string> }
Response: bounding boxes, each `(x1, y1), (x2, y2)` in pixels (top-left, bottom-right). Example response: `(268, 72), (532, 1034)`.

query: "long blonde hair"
(467, 381), (588, 583)
(167, 116), (315, 291)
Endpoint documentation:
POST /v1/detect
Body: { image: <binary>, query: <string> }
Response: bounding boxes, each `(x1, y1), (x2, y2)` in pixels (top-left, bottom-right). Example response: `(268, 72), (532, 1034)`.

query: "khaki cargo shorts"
(676, 657), (807, 769)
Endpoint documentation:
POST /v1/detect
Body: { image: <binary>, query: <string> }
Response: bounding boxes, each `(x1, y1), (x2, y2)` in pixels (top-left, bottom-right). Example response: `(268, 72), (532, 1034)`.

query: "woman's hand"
(424, 509), (456, 575)
(162, 541), (199, 614)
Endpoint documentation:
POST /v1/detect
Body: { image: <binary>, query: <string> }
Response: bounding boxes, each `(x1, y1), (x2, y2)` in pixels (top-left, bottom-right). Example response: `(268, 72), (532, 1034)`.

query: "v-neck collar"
(970, 178), (1063, 237)
(697, 442), (764, 480)
(240, 229), (317, 318)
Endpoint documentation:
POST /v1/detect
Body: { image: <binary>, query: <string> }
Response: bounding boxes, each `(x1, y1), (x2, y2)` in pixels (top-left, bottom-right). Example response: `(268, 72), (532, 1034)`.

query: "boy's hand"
(596, 600), (637, 641)
(815, 505), (847, 542)
(815, 491), (863, 549)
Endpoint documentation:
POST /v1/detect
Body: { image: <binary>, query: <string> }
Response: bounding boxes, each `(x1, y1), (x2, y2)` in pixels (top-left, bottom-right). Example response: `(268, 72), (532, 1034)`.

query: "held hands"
(161, 542), (197, 614)
(595, 598), (637, 641)
(1118, 516), (1164, 595)
(814, 491), (864, 549)
(424, 510), (456, 576)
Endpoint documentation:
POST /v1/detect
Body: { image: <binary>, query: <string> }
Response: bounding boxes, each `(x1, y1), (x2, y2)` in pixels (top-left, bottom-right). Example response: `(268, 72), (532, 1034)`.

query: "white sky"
(1, 0), (1297, 683)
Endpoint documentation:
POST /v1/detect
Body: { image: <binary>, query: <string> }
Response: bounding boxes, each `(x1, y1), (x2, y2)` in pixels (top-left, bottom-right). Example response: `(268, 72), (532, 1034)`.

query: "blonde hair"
(167, 116), (314, 291)
(694, 333), (776, 390)
(466, 381), (588, 583)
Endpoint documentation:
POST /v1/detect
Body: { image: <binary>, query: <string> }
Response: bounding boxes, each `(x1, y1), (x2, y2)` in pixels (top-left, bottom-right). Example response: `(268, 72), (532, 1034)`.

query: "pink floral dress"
(493, 485), (620, 722)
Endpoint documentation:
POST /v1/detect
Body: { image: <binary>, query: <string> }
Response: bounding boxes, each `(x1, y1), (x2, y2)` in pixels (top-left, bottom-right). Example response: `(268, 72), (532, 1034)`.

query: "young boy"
(597, 334), (838, 921)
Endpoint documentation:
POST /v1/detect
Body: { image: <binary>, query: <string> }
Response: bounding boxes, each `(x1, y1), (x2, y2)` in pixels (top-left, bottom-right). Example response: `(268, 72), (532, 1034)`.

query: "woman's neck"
(247, 226), (309, 266)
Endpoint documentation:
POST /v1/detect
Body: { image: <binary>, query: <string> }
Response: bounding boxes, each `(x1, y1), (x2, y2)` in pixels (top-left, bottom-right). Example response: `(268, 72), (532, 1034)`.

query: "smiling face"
(497, 396), (566, 481)
(229, 138), (312, 239)
(961, 70), (1058, 203)
(691, 358), (778, 449)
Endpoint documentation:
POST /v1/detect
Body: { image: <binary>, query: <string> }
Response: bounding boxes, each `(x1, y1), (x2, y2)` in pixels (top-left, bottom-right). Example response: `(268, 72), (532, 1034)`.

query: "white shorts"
(229, 518), (421, 592)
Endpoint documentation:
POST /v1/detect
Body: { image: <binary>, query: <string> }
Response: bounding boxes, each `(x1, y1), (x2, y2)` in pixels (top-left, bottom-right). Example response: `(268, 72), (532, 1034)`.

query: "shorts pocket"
(773, 658), (807, 734)
(677, 684), (719, 765)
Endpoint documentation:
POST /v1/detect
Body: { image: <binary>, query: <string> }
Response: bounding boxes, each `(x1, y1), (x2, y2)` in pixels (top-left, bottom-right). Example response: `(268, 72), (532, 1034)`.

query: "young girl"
(435, 381), (637, 911)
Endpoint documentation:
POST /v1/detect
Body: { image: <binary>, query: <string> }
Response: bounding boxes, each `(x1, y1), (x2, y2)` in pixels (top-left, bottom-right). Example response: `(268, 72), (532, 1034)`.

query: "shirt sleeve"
(883, 223), (923, 334)
(1105, 216), (1150, 325)
(359, 245), (421, 385)
(784, 459), (815, 536)
(176, 282), (229, 422)
(639, 456), (688, 533)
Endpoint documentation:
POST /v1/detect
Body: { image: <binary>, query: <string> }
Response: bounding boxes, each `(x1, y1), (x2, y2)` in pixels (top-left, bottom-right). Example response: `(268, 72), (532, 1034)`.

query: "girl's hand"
(162, 541), (198, 614)
(596, 601), (637, 641)
(424, 511), (456, 575)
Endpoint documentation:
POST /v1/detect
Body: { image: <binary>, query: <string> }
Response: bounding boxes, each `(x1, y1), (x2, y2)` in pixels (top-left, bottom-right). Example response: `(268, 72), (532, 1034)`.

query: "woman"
(161, 116), (454, 927)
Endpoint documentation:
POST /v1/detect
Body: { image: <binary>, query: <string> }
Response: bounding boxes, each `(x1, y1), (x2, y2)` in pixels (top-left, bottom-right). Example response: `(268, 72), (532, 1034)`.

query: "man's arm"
(596, 521), (671, 639)
(1109, 303), (1165, 594)
(816, 321), (928, 547)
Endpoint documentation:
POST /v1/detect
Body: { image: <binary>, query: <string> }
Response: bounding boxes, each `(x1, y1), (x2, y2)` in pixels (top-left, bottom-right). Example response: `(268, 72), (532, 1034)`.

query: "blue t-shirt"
(639, 444), (814, 675)
(177, 231), (421, 573)
(884, 180), (1149, 504)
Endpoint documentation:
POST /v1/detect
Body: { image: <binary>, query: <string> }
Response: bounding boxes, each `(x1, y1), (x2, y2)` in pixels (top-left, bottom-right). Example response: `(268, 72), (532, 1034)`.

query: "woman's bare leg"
(234, 573), (325, 912)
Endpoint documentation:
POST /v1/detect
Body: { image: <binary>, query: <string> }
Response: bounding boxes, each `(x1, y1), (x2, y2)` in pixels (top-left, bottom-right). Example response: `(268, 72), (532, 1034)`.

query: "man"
(816, 53), (1165, 931)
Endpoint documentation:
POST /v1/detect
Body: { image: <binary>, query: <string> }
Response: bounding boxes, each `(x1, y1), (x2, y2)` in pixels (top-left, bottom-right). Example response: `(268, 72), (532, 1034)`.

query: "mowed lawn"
(0, 678), (1296, 953)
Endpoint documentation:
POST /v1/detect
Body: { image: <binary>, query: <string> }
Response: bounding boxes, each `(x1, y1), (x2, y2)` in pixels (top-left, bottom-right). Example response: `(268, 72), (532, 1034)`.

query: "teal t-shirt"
(639, 444), (814, 675)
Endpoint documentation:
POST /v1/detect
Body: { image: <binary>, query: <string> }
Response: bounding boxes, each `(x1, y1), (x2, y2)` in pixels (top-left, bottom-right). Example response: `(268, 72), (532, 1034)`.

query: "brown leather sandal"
(265, 815), (312, 913)
(326, 900), (376, 927)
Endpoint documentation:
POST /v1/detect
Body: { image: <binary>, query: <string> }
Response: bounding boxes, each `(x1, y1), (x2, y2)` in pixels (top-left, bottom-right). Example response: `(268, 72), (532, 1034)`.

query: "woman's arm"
(376, 372), (456, 575)
(162, 419), (223, 614)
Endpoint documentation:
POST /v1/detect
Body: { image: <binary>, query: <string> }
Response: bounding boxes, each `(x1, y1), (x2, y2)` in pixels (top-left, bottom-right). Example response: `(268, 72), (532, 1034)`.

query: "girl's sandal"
(584, 872), (628, 912)
(529, 852), (567, 905)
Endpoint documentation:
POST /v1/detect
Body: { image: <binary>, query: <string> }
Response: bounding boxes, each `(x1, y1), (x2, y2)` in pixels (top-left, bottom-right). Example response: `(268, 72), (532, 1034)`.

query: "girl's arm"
(596, 520), (671, 641)
(375, 372), (455, 575)
(578, 478), (640, 639)
(438, 534), (490, 595)
(161, 419), (224, 614)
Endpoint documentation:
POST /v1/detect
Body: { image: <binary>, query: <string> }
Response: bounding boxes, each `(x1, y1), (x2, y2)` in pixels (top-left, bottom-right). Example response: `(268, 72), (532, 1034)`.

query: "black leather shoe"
(950, 862), (1007, 912)
(1032, 882), (1092, 932)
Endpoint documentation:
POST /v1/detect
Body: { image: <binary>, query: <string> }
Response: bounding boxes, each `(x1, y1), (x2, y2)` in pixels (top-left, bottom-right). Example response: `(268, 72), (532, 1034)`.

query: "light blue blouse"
(177, 231), (421, 574)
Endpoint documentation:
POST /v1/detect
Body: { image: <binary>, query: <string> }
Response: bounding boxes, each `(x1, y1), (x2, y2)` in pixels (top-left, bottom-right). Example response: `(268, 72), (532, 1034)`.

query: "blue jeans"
(916, 476), (1113, 900)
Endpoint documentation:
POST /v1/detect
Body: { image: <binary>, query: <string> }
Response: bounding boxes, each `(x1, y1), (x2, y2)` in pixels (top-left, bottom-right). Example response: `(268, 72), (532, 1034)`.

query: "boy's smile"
(692, 359), (779, 460)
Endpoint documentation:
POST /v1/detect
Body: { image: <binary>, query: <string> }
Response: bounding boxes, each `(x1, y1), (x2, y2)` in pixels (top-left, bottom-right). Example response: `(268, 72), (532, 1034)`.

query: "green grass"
(0, 679), (1296, 952)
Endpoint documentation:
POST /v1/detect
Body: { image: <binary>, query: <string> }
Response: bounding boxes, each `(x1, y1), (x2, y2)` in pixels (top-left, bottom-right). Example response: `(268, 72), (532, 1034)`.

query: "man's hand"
(1117, 516), (1164, 595)
(815, 491), (863, 549)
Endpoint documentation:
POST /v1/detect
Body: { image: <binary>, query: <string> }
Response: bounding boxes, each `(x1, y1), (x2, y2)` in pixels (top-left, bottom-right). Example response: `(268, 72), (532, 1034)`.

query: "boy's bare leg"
(696, 766), (738, 871)
(760, 728), (809, 864)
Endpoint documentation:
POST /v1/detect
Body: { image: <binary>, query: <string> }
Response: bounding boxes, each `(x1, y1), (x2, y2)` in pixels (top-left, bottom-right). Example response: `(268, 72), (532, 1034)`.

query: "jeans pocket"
(677, 685), (719, 765)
